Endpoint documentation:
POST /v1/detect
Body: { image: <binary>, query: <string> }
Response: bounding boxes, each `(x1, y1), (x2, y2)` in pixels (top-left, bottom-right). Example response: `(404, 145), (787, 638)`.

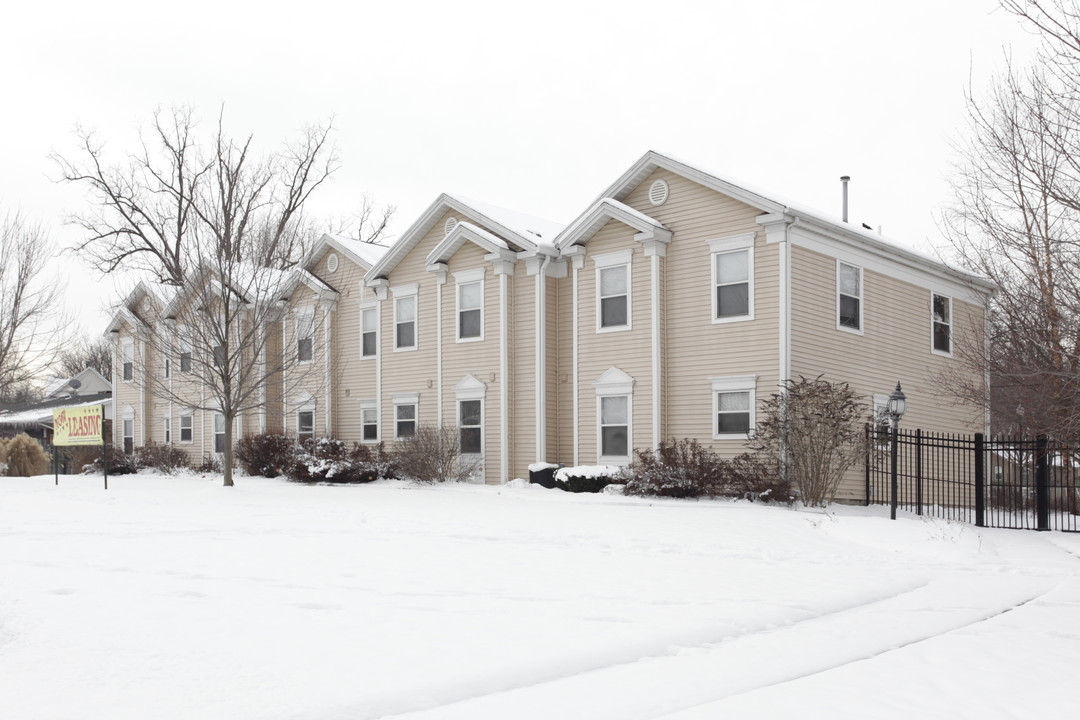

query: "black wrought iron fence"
(866, 426), (1080, 532)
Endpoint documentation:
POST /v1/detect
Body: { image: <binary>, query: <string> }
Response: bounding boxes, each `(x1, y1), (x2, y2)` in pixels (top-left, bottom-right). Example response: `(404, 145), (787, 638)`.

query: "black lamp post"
(887, 382), (907, 520)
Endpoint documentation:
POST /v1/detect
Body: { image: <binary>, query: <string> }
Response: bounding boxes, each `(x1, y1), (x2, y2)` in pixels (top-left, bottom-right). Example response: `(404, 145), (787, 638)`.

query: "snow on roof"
(446, 195), (565, 244)
(43, 377), (68, 397)
(326, 234), (390, 267)
(0, 396), (112, 428)
(604, 150), (995, 293)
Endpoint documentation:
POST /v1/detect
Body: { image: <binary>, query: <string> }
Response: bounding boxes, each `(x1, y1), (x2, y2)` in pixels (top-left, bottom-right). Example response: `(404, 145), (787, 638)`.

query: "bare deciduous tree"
(0, 211), (66, 403)
(327, 193), (396, 246)
(941, 1), (1080, 440)
(751, 376), (869, 507)
(61, 108), (340, 486)
(56, 336), (113, 379)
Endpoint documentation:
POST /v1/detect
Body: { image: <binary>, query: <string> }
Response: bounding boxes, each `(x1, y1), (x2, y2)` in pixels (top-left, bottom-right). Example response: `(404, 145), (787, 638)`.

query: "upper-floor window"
(212, 344), (226, 368)
(296, 308), (314, 363)
(932, 293), (952, 355)
(164, 357), (171, 379)
(593, 249), (633, 332)
(361, 306), (377, 357)
(457, 279), (483, 341)
(395, 296), (416, 350)
(121, 339), (134, 382)
(178, 327), (192, 374)
(708, 234), (755, 323)
(838, 261), (862, 332)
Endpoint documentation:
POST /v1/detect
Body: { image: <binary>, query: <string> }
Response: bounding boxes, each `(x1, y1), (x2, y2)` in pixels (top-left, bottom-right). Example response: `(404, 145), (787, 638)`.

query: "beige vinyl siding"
(113, 324), (142, 451)
(555, 272), (573, 466)
(621, 168), (780, 456)
(313, 251), (374, 444)
(441, 241), (502, 484)
(511, 260), (536, 476)
(574, 220), (653, 464)
(379, 212), (449, 438)
(790, 244), (986, 500)
(282, 284), (330, 439)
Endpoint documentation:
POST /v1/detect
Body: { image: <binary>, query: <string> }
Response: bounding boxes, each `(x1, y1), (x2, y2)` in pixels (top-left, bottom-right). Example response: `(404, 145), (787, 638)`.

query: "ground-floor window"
(361, 402), (378, 442)
(395, 404), (416, 439)
(459, 399), (482, 455)
(164, 417), (171, 444)
(599, 396), (629, 459)
(298, 410), (314, 441)
(180, 413), (193, 443)
(214, 413), (226, 453)
(122, 418), (134, 454)
(709, 375), (758, 439)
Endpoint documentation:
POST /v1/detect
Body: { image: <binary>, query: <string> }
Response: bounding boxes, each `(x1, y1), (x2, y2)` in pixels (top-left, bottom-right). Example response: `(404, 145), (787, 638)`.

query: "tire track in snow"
(370, 574), (1052, 720)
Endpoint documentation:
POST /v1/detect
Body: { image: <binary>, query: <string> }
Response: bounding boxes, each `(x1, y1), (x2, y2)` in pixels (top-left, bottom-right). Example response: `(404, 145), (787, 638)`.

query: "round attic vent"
(327, 253), (339, 273)
(444, 216), (459, 236)
(648, 179), (669, 206)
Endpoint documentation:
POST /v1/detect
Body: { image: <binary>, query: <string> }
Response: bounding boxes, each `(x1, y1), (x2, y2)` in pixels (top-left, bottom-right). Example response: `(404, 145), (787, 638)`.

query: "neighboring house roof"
(366, 194), (565, 281)
(305, 233), (390, 273)
(0, 393), (113, 430)
(44, 368), (112, 399)
(599, 150), (996, 295)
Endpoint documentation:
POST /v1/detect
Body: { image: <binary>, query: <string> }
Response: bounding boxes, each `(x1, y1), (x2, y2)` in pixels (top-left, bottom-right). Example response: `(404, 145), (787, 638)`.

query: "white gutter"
(572, 262), (579, 466)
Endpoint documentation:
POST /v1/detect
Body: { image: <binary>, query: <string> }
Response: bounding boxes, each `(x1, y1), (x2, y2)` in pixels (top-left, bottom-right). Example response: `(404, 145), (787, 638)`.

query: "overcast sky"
(0, 0), (1038, 338)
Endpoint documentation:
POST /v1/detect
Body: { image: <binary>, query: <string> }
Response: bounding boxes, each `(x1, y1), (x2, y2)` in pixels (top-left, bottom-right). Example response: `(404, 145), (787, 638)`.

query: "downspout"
(780, 217), (802, 388)
(651, 252), (661, 454)
(536, 254), (553, 462)
(437, 278), (443, 429)
(139, 338), (145, 447)
(572, 261), (579, 466)
(499, 272), (508, 482)
(323, 303), (333, 436)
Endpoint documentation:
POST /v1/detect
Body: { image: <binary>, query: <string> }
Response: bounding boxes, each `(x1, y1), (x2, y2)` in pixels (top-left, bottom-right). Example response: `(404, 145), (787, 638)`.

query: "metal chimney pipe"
(840, 176), (850, 223)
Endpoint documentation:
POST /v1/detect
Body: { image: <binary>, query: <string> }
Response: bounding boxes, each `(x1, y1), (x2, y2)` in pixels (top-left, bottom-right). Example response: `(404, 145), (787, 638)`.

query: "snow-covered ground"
(1, 473), (1078, 719)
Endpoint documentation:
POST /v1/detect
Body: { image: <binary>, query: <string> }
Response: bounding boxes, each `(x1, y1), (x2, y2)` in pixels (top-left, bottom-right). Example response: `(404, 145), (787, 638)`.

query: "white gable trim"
(556, 198), (671, 250)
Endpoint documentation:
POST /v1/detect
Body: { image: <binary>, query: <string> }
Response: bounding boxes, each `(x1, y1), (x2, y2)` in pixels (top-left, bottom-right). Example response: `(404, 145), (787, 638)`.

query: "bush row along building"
(107, 150), (994, 498)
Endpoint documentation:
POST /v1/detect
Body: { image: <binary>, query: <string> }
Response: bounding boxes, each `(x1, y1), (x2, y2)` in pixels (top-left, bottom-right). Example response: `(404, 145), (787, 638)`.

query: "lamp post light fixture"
(887, 382), (907, 520)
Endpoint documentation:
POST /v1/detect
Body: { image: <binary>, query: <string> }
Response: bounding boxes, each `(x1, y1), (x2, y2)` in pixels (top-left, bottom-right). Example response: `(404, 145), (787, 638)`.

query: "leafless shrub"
(393, 424), (481, 483)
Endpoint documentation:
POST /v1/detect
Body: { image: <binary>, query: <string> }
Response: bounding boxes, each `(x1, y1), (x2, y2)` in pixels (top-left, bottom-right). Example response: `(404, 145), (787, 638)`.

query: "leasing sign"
(53, 405), (105, 446)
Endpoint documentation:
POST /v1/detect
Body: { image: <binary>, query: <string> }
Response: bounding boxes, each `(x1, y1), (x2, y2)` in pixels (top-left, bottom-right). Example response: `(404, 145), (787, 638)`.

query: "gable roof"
(44, 368), (112, 398)
(365, 194), (564, 281)
(555, 198), (672, 249)
(305, 233), (389, 273)
(426, 221), (517, 267)
(601, 150), (995, 295)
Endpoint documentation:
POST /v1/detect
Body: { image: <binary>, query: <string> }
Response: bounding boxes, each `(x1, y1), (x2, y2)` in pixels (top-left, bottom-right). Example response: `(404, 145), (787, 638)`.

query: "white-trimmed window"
(709, 375), (757, 439)
(122, 417), (134, 454)
(163, 417), (171, 444)
(932, 293), (952, 355)
(179, 411), (194, 443)
(361, 304), (378, 358)
(212, 344), (226, 368)
(459, 400), (483, 455)
(121, 339), (134, 382)
(455, 269), (485, 342)
(296, 308), (315, 363)
(297, 410), (314, 441)
(360, 400), (378, 443)
(214, 413), (226, 454)
(593, 366), (635, 464)
(178, 326), (193, 374)
(393, 393), (418, 439)
(708, 234), (754, 322)
(838, 261), (862, 332)
(392, 284), (419, 351)
(593, 249), (633, 332)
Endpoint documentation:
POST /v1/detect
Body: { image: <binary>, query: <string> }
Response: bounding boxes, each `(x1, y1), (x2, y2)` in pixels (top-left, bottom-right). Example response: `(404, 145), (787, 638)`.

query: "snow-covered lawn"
(1, 473), (1078, 719)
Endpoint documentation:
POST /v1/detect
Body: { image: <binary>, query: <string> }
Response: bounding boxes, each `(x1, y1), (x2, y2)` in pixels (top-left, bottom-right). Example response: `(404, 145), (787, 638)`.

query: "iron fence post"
(1036, 435), (1049, 531)
(975, 433), (985, 527)
(890, 423), (899, 520)
(915, 428), (923, 516)
(864, 423), (871, 506)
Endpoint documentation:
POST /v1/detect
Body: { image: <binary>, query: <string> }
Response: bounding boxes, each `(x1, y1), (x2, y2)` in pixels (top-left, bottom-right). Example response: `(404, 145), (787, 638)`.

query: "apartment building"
(108, 151), (994, 499)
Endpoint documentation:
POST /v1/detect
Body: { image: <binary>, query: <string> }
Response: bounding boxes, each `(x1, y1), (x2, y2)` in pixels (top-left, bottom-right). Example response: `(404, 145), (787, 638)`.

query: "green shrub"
(0, 433), (50, 476)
